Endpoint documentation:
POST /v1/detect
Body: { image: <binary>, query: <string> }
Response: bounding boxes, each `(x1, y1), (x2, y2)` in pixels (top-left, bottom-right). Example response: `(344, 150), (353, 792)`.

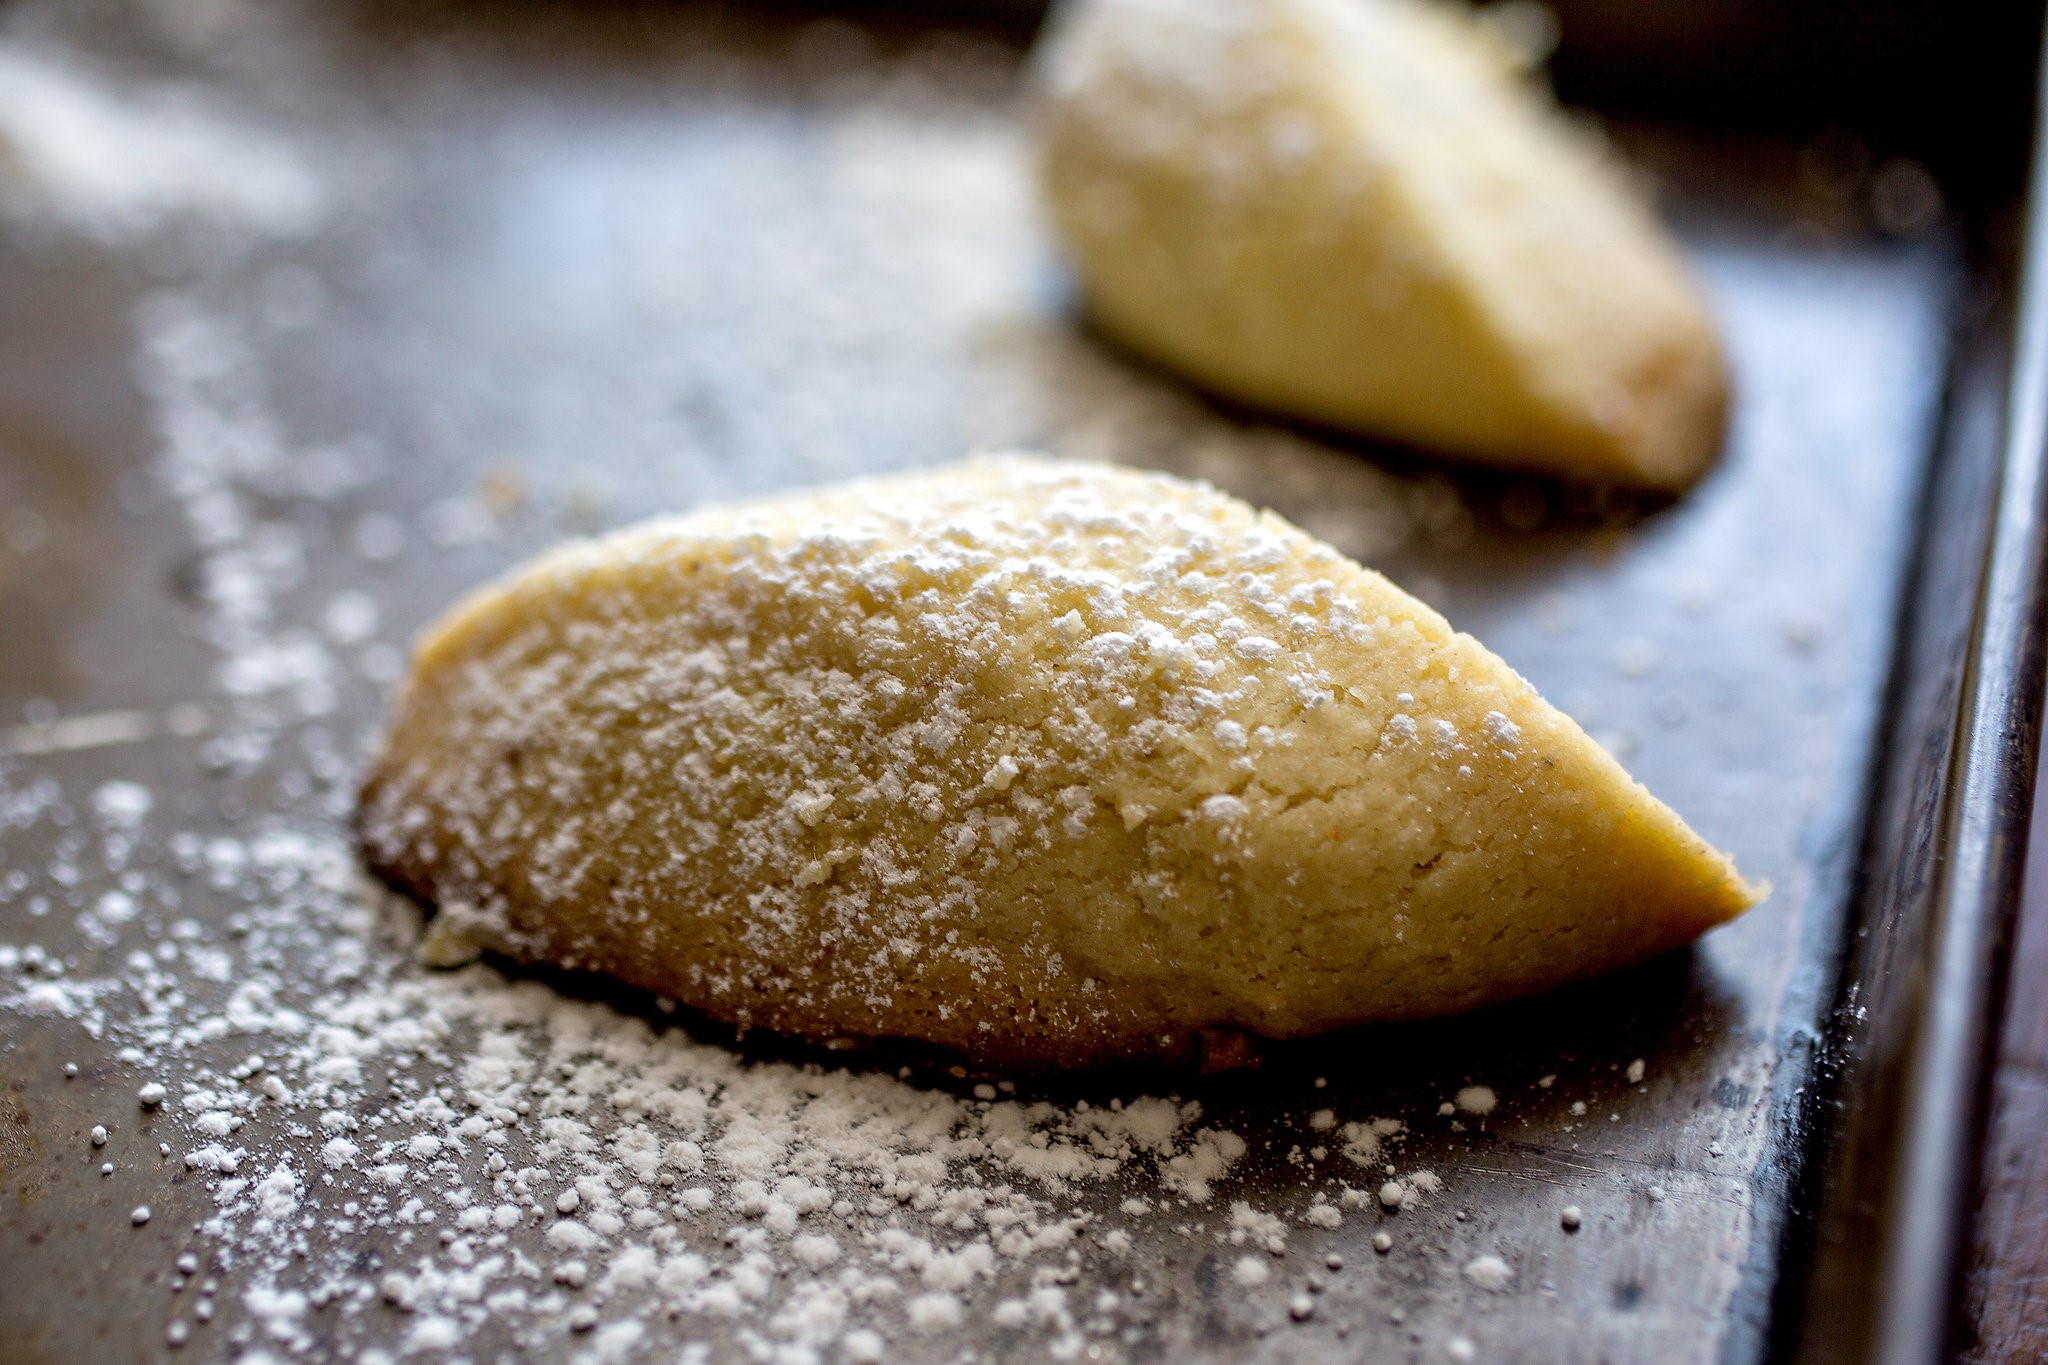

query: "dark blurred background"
(370, 0), (2046, 208)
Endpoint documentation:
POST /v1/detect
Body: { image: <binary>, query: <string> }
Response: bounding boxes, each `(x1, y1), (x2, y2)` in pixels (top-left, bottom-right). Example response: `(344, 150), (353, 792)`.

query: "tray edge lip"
(1871, 24), (2048, 1364)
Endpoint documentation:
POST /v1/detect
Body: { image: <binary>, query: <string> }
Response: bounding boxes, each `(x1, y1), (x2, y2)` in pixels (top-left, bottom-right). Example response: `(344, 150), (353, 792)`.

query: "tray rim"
(1880, 46), (2048, 1357)
(1771, 16), (2048, 1363)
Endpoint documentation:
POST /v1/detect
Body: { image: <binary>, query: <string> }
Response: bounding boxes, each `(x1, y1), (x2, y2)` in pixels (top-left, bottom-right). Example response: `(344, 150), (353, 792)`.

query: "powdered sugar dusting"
(0, 793), (1521, 1357)
(0, 42), (325, 242)
(359, 451), (1487, 1067)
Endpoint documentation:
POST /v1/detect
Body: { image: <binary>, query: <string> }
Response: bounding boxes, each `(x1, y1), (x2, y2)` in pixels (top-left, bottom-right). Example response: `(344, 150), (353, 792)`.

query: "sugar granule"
(1463, 1254), (1512, 1291)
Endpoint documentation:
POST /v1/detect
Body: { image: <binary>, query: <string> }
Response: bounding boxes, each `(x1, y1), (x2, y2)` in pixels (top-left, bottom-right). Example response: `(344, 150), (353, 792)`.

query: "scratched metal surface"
(0, 2), (1971, 1361)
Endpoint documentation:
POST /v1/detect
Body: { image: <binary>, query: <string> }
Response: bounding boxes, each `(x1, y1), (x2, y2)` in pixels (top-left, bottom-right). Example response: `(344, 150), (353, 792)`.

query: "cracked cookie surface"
(359, 456), (1757, 1067)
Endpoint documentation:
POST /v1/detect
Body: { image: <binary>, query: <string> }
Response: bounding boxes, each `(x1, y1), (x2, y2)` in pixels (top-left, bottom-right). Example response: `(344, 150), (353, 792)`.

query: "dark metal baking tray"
(1, 2), (2045, 1361)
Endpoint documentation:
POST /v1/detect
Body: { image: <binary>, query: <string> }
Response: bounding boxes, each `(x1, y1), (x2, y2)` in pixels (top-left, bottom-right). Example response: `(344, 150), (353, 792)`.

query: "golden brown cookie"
(1034, 0), (1731, 488)
(359, 457), (1757, 1067)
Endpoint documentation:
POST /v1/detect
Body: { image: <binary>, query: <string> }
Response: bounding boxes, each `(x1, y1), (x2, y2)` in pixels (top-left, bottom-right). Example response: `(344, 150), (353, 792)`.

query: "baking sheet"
(0, 3), (1971, 1361)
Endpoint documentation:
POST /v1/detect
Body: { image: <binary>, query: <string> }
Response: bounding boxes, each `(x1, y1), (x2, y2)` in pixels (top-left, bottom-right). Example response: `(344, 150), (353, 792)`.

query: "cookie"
(1034, 0), (1730, 488)
(359, 457), (1757, 1066)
